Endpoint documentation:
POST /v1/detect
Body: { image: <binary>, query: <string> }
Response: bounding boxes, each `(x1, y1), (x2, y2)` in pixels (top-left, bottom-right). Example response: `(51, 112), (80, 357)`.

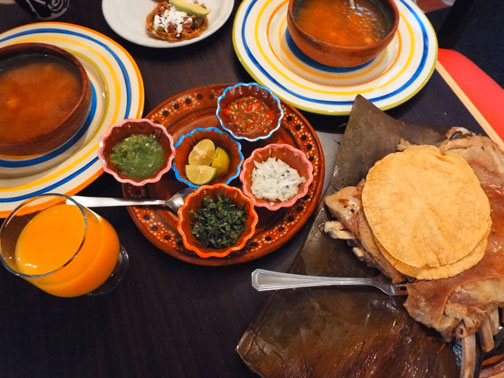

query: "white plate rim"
(0, 21), (144, 217)
(101, 0), (234, 48)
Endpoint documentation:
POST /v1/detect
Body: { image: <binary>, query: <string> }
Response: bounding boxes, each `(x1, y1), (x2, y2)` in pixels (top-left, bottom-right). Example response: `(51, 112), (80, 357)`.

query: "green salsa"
(109, 134), (165, 179)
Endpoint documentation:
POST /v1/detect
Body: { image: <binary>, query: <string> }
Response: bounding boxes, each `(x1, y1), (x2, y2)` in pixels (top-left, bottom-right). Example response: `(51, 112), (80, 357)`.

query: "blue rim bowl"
(172, 127), (244, 189)
(216, 82), (284, 142)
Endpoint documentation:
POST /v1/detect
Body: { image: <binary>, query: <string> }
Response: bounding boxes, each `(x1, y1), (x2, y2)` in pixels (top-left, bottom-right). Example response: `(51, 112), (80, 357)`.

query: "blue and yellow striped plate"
(232, 0), (437, 115)
(0, 22), (144, 217)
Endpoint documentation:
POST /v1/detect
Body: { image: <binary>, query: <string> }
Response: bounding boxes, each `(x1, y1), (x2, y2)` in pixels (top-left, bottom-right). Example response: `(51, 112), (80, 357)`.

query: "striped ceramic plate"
(0, 22), (144, 217)
(232, 0), (437, 115)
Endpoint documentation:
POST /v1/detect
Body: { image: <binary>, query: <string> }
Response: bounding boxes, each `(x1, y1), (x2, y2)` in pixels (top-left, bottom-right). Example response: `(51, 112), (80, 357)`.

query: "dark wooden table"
(0, 1), (487, 377)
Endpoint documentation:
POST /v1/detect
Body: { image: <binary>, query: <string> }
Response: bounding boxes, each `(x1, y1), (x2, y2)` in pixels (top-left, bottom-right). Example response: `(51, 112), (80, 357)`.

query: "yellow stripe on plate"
(274, 12), (388, 82)
(256, 0), (416, 95)
(0, 39), (118, 192)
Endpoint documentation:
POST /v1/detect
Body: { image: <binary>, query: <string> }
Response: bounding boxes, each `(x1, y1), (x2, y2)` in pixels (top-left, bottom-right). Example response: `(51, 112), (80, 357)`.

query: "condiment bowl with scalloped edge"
(177, 183), (258, 259)
(216, 82), (283, 142)
(240, 143), (313, 211)
(172, 127), (243, 189)
(98, 118), (175, 186)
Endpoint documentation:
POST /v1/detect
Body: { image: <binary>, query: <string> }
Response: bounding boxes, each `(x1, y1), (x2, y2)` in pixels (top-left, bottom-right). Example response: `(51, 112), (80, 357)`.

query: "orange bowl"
(287, 0), (399, 67)
(98, 118), (175, 186)
(176, 184), (258, 258)
(239, 144), (313, 211)
(0, 42), (91, 155)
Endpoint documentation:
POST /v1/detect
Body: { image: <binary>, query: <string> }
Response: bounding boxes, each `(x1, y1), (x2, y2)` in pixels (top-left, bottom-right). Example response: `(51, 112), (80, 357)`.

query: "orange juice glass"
(0, 194), (128, 297)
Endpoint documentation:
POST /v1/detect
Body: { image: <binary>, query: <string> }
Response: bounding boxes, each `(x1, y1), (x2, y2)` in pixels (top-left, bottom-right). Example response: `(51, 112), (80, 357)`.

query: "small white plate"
(233, 0), (438, 115)
(102, 0), (234, 48)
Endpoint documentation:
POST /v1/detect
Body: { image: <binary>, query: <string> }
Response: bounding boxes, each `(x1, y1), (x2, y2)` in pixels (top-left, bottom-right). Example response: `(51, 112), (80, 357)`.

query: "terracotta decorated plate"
(122, 84), (325, 266)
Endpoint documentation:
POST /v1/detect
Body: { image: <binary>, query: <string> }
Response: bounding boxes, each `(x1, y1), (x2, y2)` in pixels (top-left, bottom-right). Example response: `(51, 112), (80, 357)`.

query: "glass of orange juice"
(0, 193), (128, 297)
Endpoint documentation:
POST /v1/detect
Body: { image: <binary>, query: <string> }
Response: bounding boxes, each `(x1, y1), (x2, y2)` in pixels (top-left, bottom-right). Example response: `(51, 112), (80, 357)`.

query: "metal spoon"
(69, 187), (195, 213)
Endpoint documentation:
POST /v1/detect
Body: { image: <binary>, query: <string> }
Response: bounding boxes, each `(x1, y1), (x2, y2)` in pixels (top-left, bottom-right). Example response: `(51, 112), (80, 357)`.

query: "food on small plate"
(185, 138), (230, 185)
(250, 157), (306, 203)
(324, 127), (504, 346)
(146, 0), (209, 42)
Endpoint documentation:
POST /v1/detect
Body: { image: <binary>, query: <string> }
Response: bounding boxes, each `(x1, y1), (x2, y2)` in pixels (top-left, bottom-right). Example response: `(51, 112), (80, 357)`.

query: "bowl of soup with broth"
(0, 43), (91, 156)
(287, 0), (399, 67)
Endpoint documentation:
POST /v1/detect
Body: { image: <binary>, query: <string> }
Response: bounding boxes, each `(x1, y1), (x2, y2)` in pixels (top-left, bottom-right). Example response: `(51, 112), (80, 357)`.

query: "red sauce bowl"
(177, 184), (258, 258)
(287, 0), (399, 67)
(239, 144), (314, 211)
(216, 83), (284, 142)
(98, 118), (175, 186)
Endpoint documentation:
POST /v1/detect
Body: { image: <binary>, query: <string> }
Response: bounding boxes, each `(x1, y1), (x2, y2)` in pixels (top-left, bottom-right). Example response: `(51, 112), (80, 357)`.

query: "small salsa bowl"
(177, 183), (259, 258)
(0, 42), (91, 156)
(240, 144), (313, 211)
(287, 0), (399, 67)
(172, 127), (244, 189)
(216, 83), (283, 142)
(98, 118), (175, 186)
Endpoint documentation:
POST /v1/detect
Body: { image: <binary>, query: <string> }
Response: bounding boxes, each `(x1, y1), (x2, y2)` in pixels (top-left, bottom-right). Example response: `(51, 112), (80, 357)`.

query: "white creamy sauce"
(153, 2), (206, 37)
(251, 157), (305, 203)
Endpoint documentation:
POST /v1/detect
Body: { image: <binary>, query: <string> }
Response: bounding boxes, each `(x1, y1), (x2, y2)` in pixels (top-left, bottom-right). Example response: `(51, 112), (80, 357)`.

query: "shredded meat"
(325, 128), (504, 341)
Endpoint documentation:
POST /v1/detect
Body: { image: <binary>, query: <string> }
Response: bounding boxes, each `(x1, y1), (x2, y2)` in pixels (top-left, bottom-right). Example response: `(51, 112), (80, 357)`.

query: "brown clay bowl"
(0, 42), (91, 156)
(287, 0), (399, 67)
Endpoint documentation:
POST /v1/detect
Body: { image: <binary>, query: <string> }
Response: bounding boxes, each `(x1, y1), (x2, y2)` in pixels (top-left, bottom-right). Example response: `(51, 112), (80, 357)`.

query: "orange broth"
(0, 54), (82, 144)
(15, 204), (120, 297)
(294, 0), (390, 47)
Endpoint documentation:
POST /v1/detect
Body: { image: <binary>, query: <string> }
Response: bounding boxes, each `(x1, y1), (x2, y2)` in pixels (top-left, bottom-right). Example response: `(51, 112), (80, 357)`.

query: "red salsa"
(222, 96), (274, 135)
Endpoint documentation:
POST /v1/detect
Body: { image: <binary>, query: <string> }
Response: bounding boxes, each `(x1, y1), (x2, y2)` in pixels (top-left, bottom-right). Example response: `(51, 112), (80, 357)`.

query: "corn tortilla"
(362, 145), (491, 271)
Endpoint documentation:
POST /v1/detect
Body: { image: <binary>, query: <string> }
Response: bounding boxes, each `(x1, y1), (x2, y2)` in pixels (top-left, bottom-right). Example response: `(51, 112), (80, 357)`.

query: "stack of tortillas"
(362, 145), (491, 280)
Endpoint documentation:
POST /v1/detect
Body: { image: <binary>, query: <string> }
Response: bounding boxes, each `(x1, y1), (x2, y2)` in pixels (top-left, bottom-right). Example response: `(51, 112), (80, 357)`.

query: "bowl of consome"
(287, 0), (399, 67)
(0, 43), (92, 156)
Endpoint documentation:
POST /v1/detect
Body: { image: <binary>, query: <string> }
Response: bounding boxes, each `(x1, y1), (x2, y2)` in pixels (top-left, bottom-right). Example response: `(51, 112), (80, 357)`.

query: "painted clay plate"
(122, 84), (325, 266)
(232, 0), (437, 115)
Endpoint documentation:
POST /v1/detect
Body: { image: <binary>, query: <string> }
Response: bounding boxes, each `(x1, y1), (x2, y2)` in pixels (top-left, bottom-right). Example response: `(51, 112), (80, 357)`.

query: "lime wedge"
(185, 165), (217, 185)
(188, 139), (216, 166)
(211, 147), (230, 177)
